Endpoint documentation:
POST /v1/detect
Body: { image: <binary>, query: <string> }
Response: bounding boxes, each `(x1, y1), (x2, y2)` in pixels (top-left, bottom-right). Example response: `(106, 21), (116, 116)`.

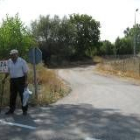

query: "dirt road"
(0, 65), (140, 140)
(56, 65), (140, 115)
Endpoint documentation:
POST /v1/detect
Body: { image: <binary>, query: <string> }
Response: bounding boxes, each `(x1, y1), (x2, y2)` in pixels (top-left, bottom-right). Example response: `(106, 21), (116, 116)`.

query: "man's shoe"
(5, 110), (14, 115)
(23, 112), (27, 116)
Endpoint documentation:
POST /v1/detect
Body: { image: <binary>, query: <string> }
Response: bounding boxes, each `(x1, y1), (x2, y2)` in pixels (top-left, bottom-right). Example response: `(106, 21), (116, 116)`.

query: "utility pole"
(134, 9), (139, 57)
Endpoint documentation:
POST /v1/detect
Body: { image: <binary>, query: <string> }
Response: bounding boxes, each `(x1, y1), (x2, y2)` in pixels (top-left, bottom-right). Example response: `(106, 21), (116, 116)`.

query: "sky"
(0, 0), (140, 43)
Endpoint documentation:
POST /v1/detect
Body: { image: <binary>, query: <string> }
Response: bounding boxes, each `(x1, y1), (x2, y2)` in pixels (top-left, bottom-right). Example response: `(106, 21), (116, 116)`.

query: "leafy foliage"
(0, 14), (36, 59)
(31, 14), (100, 64)
(114, 37), (132, 55)
(31, 15), (77, 64)
(114, 24), (140, 55)
(99, 40), (114, 55)
(124, 24), (140, 54)
(70, 14), (100, 58)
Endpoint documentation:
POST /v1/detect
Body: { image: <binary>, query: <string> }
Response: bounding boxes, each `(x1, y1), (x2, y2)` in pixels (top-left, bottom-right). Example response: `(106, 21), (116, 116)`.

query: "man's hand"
(24, 81), (28, 88)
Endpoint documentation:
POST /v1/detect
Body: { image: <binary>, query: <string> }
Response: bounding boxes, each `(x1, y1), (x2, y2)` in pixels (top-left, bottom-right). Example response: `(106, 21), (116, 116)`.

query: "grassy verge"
(0, 63), (70, 107)
(96, 57), (140, 80)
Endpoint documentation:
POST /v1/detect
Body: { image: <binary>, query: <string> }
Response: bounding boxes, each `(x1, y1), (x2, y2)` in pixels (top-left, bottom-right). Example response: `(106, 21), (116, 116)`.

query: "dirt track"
(1, 65), (140, 140)
(56, 65), (140, 115)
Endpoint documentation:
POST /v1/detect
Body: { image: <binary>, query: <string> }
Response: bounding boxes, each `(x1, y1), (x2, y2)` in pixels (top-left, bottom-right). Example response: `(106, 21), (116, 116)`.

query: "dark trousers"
(9, 76), (28, 113)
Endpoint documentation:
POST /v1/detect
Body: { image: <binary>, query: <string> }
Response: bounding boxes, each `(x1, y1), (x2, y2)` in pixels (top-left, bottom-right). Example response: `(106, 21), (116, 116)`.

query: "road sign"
(28, 47), (42, 98)
(28, 47), (42, 64)
(0, 60), (8, 73)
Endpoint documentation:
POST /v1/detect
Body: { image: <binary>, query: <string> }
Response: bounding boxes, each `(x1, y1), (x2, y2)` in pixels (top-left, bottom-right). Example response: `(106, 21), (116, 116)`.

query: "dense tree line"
(31, 14), (100, 64)
(0, 14), (140, 64)
(99, 24), (140, 57)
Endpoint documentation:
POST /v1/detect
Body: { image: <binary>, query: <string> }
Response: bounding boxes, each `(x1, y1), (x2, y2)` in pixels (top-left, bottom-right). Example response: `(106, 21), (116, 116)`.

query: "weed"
(0, 63), (70, 107)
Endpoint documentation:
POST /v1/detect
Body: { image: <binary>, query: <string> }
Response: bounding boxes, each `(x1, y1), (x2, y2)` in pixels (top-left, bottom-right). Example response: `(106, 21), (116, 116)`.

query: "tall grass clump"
(0, 63), (70, 107)
(27, 63), (70, 106)
(97, 57), (140, 79)
(0, 74), (10, 106)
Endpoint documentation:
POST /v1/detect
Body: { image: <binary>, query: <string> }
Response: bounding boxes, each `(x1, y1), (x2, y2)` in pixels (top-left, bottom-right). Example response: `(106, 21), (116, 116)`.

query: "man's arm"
(24, 72), (28, 87)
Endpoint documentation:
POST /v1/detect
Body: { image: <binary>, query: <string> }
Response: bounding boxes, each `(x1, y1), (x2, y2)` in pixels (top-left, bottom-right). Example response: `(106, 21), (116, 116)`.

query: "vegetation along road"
(0, 65), (140, 140)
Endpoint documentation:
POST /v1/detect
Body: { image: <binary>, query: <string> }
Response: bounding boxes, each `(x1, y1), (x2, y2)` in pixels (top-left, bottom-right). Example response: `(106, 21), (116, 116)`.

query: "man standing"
(2, 49), (29, 115)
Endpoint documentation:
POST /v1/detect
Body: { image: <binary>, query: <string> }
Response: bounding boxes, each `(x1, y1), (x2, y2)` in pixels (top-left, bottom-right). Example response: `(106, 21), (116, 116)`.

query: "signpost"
(28, 47), (42, 97)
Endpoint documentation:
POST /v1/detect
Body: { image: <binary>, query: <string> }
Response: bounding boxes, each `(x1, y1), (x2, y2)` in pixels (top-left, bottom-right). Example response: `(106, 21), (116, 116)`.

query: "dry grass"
(97, 57), (140, 80)
(0, 76), (10, 106)
(29, 63), (70, 105)
(93, 56), (104, 63)
(0, 63), (70, 107)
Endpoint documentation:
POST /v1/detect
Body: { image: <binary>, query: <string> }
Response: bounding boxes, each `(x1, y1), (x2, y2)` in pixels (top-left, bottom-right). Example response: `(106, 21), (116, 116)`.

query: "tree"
(69, 14), (100, 58)
(31, 15), (77, 64)
(99, 40), (114, 55)
(57, 16), (77, 57)
(114, 37), (132, 55)
(123, 24), (140, 54)
(0, 14), (36, 59)
(31, 14), (101, 64)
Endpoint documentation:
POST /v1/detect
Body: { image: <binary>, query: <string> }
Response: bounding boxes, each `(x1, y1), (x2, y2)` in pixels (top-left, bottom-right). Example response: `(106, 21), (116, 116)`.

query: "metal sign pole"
(28, 47), (42, 98)
(33, 48), (38, 98)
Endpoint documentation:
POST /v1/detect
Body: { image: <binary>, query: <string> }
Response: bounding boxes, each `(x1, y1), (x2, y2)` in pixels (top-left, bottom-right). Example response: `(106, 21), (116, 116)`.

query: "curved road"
(56, 66), (140, 115)
(0, 65), (140, 140)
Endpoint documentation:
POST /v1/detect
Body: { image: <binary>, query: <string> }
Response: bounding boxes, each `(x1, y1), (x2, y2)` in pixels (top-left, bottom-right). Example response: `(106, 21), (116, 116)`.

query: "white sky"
(0, 0), (140, 43)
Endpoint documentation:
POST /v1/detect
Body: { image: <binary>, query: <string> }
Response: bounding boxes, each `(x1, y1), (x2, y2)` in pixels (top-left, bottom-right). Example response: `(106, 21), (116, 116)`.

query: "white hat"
(10, 49), (18, 55)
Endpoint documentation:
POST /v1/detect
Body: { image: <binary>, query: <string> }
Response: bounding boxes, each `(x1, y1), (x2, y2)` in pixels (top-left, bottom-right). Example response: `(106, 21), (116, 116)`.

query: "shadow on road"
(0, 104), (140, 140)
(28, 104), (140, 140)
(0, 112), (37, 140)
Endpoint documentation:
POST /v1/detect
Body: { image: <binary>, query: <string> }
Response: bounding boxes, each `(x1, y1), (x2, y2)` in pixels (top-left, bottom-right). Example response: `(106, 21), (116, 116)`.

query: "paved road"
(0, 65), (140, 140)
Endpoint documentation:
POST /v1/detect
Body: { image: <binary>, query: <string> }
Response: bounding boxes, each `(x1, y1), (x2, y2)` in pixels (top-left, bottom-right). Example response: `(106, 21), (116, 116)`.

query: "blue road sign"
(28, 48), (42, 64)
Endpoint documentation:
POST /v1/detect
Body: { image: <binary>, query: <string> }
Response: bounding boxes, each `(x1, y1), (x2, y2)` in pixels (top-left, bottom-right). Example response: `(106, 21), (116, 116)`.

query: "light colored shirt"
(8, 57), (28, 78)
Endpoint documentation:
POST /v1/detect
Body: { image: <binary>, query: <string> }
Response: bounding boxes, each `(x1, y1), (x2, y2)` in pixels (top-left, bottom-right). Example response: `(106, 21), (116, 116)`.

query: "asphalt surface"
(0, 65), (140, 140)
